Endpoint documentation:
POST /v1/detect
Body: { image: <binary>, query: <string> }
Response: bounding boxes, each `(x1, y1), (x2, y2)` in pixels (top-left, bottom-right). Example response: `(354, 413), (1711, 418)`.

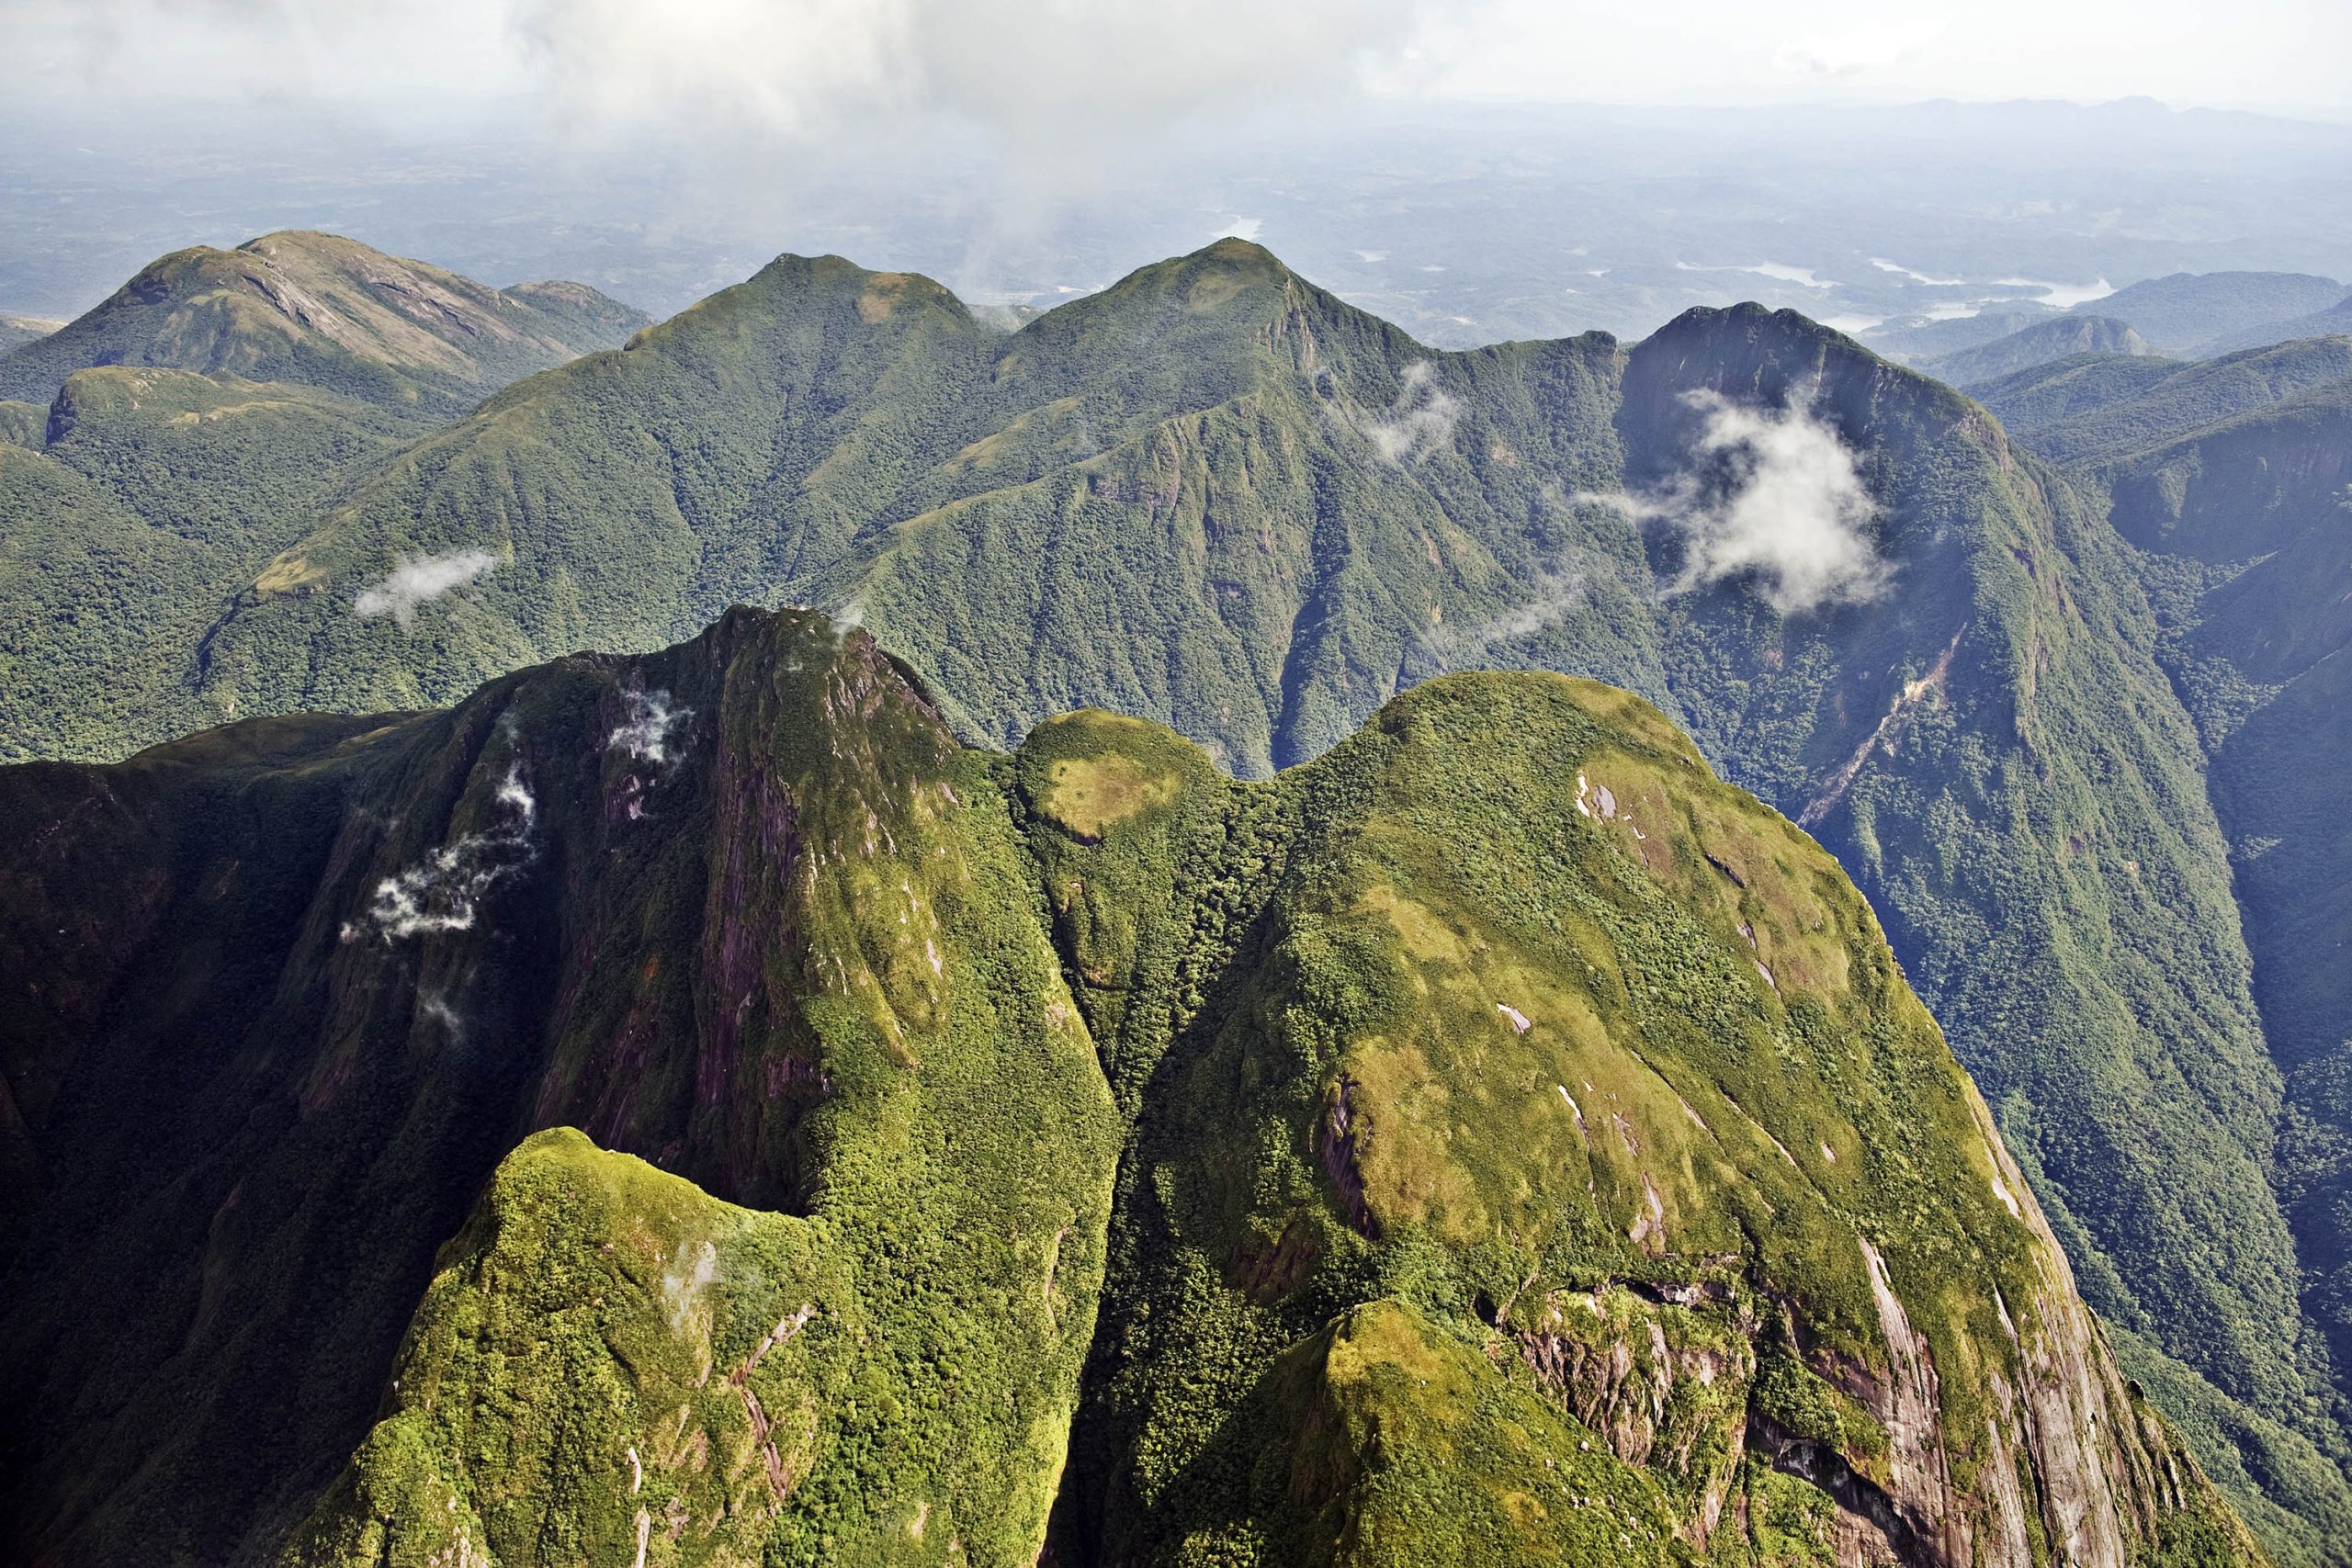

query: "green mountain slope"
(8, 237), (2343, 1552)
(2003, 354), (2352, 1503)
(1973, 336), (2352, 462)
(1921, 314), (2157, 386)
(0, 231), (650, 413)
(0, 610), (2256, 1565)
(0, 367), (414, 760)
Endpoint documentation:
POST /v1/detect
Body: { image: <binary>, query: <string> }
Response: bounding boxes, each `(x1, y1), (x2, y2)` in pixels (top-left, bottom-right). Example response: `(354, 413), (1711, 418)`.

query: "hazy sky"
(9, 0), (2350, 152)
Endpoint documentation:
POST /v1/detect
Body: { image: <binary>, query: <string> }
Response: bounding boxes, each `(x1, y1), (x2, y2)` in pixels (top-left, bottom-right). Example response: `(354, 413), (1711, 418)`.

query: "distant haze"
(11, 0), (2347, 128)
(1, 2), (2346, 344)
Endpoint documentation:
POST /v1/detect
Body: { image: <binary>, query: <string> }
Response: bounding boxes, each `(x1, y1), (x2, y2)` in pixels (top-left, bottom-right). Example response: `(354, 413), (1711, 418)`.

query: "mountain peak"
(0, 607), (2259, 1563)
(1195, 233), (1286, 268)
(0, 231), (650, 412)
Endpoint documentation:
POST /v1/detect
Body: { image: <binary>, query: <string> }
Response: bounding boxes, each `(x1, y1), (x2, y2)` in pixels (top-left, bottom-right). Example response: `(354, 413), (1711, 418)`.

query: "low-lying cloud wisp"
(1413, 559), (1589, 674)
(1596, 391), (1889, 615)
(345, 762), (539, 942)
(1356, 362), (1461, 464)
(355, 547), (498, 629)
(608, 687), (692, 764)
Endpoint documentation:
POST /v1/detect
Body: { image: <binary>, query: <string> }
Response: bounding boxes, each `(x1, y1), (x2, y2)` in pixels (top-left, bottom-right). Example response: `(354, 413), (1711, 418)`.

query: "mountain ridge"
(0, 607), (2260, 1565)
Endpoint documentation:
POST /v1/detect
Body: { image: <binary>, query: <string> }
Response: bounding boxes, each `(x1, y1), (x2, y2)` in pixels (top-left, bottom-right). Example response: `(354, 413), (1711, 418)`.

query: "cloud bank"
(15, 1), (1422, 164)
(355, 548), (498, 628)
(1601, 391), (1889, 615)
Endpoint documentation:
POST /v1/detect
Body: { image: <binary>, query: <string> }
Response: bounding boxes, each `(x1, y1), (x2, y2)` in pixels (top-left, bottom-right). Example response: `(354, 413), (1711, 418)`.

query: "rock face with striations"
(0, 608), (2255, 1564)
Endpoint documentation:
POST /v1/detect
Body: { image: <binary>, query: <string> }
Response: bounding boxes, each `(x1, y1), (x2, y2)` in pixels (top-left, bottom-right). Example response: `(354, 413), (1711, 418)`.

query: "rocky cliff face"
(0, 610), (2258, 1564)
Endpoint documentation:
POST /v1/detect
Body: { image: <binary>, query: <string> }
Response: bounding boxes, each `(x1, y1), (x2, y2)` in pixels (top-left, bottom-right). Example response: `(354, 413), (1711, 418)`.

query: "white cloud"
(1354, 361), (1461, 464)
(14, 1), (2352, 136)
(355, 547), (498, 628)
(1415, 558), (1589, 671)
(345, 763), (539, 942)
(608, 687), (692, 764)
(1597, 390), (1890, 615)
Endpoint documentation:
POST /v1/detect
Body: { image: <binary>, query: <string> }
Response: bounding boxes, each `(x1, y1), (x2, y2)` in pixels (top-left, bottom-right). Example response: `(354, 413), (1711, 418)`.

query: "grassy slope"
(1023, 672), (2247, 1563)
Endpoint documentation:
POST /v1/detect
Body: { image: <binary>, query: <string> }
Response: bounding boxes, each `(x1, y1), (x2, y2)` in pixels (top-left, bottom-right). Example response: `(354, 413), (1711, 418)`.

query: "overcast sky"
(9, 0), (2350, 154)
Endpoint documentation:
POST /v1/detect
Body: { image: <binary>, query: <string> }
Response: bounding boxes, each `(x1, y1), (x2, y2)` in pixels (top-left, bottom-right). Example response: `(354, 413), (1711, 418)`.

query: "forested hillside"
(1994, 342), (2352, 1563)
(0, 232), (650, 762)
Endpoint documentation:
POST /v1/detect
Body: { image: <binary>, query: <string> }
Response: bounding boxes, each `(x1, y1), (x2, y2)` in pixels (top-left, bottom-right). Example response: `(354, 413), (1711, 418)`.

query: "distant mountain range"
(2075, 270), (2347, 355)
(4, 230), (2352, 1563)
(1917, 314), (2158, 386)
(1871, 269), (2351, 385)
(0, 311), (62, 354)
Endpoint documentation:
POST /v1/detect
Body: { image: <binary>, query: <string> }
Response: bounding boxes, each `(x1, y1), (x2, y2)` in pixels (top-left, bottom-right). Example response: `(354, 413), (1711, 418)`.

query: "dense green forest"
(1981, 341), (2352, 1564)
(0, 610), (2257, 1564)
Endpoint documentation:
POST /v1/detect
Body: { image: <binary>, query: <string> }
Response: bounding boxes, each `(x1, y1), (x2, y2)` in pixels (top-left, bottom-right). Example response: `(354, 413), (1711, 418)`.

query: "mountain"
(0, 311), (62, 353)
(2065, 271), (2346, 355)
(0, 231), (651, 413)
(2199, 293), (2352, 356)
(1973, 335), (2352, 462)
(0, 607), (2258, 1564)
(1860, 302), (2059, 364)
(9, 236), (2349, 1555)
(0, 233), (650, 762)
(1920, 314), (2157, 386)
(0, 368), (416, 761)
